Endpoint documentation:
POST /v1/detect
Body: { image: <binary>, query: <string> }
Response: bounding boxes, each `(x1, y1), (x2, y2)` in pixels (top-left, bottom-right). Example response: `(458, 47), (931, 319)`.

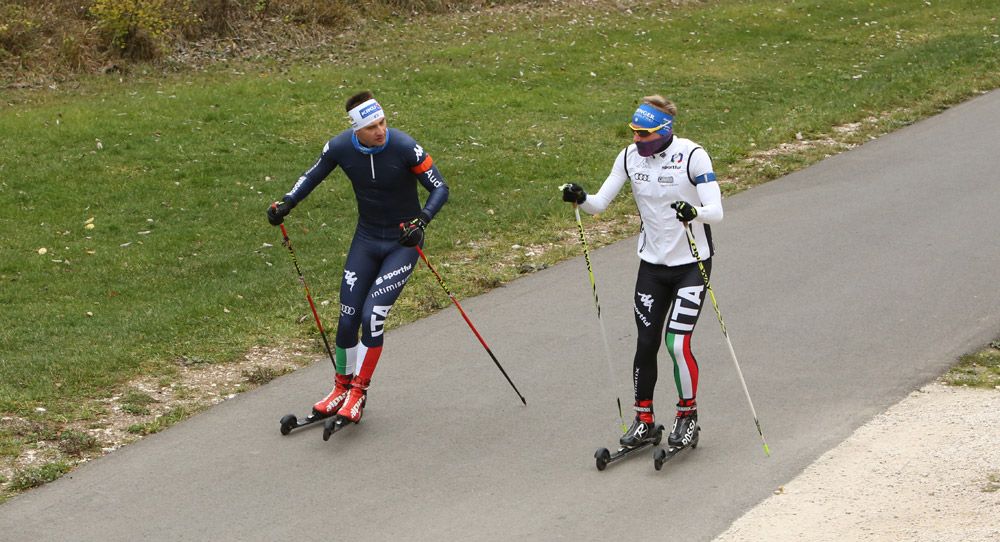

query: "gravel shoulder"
(714, 382), (1000, 541)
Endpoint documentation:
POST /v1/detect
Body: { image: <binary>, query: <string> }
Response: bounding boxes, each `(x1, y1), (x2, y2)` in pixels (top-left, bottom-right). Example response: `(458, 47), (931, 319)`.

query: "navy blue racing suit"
(283, 127), (448, 376)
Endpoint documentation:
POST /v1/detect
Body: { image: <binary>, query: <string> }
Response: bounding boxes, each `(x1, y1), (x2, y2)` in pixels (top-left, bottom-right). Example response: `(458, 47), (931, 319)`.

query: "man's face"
(356, 118), (387, 147)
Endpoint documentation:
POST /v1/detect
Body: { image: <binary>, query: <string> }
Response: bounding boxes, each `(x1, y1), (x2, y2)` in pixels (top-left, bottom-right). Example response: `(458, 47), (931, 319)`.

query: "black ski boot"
(668, 411), (699, 448)
(620, 418), (658, 448)
(596, 404), (664, 471)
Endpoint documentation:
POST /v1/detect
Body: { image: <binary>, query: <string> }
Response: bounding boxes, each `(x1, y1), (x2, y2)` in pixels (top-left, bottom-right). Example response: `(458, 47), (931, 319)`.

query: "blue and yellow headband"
(628, 103), (673, 136)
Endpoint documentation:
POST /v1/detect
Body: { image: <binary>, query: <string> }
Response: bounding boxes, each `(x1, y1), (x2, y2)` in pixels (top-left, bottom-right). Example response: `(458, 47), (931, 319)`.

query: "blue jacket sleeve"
(402, 137), (449, 223)
(284, 139), (339, 204)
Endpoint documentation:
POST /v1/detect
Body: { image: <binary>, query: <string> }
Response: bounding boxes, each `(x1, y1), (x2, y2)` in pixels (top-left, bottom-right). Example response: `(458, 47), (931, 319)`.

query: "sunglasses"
(632, 128), (660, 136)
(630, 122), (669, 136)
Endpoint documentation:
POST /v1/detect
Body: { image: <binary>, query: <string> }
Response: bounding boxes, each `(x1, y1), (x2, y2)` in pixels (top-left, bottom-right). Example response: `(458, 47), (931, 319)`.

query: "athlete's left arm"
(407, 141), (449, 223)
(689, 147), (723, 224)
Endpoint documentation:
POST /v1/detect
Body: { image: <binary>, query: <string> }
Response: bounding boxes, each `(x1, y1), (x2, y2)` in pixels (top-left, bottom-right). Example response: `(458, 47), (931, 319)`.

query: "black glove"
(398, 216), (427, 247)
(560, 183), (586, 204)
(267, 197), (296, 226)
(670, 200), (698, 222)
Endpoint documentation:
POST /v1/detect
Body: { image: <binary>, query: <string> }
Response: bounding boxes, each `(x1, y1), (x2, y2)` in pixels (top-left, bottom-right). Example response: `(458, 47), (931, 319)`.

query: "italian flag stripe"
(666, 332), (697, 399)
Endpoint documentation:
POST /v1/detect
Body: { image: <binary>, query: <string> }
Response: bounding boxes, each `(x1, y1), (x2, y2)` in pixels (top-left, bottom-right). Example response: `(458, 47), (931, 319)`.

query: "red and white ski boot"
(336, 376), (370, 423)
(312, 373), (353, 416)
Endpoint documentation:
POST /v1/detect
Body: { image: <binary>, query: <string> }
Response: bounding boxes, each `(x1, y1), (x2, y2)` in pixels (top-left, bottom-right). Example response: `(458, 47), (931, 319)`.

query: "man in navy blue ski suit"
(267, 91), (449, 423)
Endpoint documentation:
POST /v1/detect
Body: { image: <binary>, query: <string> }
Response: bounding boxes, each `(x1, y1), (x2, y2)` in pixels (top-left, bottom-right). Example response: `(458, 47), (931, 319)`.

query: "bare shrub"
(0, 3), (40, 56)
(89, 0), (200, 60)
(187, 0), (239, 39)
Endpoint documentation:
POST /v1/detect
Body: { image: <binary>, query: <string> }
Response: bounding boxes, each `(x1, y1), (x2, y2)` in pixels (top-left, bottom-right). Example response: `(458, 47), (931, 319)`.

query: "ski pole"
(277, 221), (337, 368)
(414, 244), (527, 406)
(572, 205), (628, 435)
(682, 222), (771, 457)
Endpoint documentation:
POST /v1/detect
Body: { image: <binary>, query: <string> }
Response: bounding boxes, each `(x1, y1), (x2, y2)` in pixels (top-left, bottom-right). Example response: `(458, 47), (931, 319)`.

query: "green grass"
(119, 390), (157, 416)
(942, 343), (1000, 388)
(8, 462), (72, 492)
(1, 0), (999, 497)
(125, 406), (193, 436)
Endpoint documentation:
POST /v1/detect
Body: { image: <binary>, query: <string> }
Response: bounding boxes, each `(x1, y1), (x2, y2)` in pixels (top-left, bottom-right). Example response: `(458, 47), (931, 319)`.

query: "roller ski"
(322, 376), (369, 441)
(279, 373), (352, 436)
(653, 411), (700, 471)
(594, 418), (664, 471)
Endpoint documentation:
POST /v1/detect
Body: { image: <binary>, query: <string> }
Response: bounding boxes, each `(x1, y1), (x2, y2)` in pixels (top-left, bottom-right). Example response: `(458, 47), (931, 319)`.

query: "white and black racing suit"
(580, 135), (723, 417)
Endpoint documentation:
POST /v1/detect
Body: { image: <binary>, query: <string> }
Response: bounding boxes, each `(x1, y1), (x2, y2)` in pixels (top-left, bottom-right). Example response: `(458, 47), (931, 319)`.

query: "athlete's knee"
(635, 333), (661, 357)
(361, 303), (392, 341)
(338, 304), (362, 330)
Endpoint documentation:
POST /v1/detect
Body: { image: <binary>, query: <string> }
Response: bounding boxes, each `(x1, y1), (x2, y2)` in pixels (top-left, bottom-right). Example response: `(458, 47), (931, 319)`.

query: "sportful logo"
(375, 263), (412, 286)
(671, 153), (684, 163)
(344, 270), (358, 291)
(634, 304), (652, 328)
(638, 292), (654, 312)
(414, 144), (424, 160)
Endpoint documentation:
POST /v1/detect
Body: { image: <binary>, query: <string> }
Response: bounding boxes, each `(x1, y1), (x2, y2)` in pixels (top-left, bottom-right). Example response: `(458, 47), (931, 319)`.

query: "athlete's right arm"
(284, 139), (340, 204)
(580, 148), (629, 214)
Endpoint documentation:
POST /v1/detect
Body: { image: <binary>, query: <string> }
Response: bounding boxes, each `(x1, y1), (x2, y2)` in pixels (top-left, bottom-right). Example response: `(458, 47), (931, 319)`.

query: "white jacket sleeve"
(695, 182), (723, 224)
(689, 147), (723, 224)
(580, 148), (629, 214)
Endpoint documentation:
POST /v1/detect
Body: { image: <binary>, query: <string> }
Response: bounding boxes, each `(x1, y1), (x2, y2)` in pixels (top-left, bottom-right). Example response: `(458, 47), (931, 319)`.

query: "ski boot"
(595, 416), (664, 471)
(279, 373), (353, 435)
(655, 409), (700, 471)
(620, 418), (658, 448)
(667, 410), (700, 448)
(337, 376), (369, 423)
(312, 373), (353, 416)
(323, 376), (369, 440)
(594, 400), (664, 471)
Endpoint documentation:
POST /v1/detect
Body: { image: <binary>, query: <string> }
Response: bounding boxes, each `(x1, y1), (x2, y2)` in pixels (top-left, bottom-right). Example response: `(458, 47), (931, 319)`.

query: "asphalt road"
(3, 89), (999, 541)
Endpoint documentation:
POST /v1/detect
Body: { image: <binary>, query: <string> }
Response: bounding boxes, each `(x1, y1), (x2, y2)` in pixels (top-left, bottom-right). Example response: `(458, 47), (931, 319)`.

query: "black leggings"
(631, 259), (710, 406)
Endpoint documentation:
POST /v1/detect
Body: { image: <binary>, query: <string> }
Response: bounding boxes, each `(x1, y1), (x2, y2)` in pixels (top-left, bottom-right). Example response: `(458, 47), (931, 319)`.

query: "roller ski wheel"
(321, 415), (354, 441)
(593, 424), (664, 471)
(653, 426), (700, 471)
(279, 411), (330, 435)
(594, 448), (611, 471)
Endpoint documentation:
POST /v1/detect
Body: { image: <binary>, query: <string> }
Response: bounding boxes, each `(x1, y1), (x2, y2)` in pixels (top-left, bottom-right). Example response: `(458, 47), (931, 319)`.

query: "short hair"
(346, 91), (374, 112)
(641, 95), (677, 117)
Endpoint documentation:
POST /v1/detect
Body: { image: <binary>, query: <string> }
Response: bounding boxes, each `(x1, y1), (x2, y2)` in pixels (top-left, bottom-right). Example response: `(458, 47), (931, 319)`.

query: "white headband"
(348, 99), (385, 131)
